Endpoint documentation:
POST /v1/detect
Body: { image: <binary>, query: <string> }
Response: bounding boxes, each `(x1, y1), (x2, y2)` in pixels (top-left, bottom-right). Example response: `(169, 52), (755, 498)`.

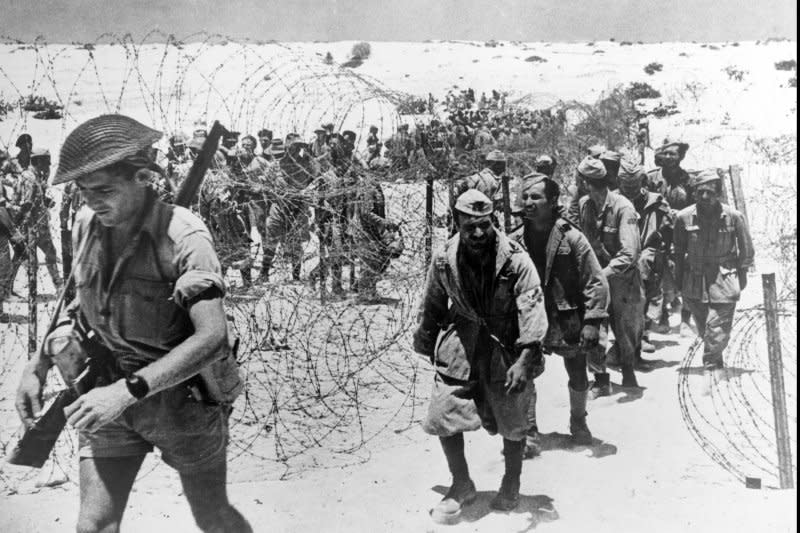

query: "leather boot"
(568, 385), (592, 445)
(432, 434), (476, 524)
(490, 439), (524, 511)
(589, 372), (611, 399)
(621, 365), (639, 388)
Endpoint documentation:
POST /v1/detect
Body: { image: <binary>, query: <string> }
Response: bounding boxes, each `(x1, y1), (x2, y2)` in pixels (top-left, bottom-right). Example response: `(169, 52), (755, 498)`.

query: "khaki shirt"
(579, 191), (641, 280)
(72, 190), (225, 373)
(413, 232), (548, 381)
(673, 203), (754, 303)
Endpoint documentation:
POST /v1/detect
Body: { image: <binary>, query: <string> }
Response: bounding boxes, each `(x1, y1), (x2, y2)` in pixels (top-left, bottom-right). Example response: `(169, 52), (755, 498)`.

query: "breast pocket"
(118, 278), (189, 346)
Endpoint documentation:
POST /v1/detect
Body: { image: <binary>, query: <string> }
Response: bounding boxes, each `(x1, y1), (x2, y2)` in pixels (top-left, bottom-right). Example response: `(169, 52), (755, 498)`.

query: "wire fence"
(678, 162), (797, 489)
(0, 34), (796, 493)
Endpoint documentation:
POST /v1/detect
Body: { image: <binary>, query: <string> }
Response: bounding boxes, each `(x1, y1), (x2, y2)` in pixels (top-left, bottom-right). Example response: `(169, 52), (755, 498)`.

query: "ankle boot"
(432, 435), (476, 524)
(491, 439), (523, 511)
(589, 372), (611, 399)
(621, 365), (639, 388)
(568, 385), (592, 445)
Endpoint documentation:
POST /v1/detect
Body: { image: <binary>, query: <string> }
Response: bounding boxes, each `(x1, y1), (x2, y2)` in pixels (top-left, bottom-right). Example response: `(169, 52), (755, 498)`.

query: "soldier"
(365, 125), (382, 164)
(673, 169), (754, 393)
(510, 174), (608, 457)
(647, 138), (694, 334)
(576, 156), (644, 394)
(413, 189), (547, 522)
(15, 114), (251, 532)
(12, 148), (63, 291)
(347, 169), (399, 303)
(600, 150), (622, 191)
(618, 158), (674, 354)
(261, 139), (314, 282)
(257, 128), (273, 160)
(311, 127), (330, 159)
(482, 150), (516, 230)
(534, 154), (557, 179)
(0, 183), (24, 322)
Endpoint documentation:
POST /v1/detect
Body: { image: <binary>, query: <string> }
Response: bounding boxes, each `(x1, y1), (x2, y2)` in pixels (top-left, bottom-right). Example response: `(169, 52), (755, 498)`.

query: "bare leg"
(76, 455), (145, 533)
(180, 460), (252, 533)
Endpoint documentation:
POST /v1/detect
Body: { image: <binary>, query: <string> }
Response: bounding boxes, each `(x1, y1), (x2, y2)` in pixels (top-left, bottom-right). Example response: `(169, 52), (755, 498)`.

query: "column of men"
(414, 137), (754, 523)
(1, 122), (402, 319)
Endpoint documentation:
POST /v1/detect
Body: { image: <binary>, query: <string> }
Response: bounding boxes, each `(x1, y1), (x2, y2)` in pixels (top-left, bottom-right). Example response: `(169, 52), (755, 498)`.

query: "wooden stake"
(762, 273), (794, 489)
(27, 227), (37, 356)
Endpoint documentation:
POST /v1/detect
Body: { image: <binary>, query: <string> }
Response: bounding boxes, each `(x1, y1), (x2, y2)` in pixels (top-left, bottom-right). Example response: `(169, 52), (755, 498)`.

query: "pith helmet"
(53, 114), (162, 185)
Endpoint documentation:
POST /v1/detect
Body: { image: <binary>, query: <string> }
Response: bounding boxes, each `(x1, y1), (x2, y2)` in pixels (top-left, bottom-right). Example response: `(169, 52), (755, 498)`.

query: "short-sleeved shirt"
(72, 188), (225, 373)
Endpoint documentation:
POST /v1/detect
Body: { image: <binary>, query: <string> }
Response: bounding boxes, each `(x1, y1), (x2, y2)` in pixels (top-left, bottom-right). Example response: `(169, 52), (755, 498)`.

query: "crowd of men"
(413, 135), (754, 522)
(3, 111), (755, 529)
(1, 121), (406, 319)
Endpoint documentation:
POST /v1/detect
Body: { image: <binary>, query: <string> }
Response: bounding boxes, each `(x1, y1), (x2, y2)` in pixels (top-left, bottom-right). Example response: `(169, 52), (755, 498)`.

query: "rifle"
(5, 121), (227, 468)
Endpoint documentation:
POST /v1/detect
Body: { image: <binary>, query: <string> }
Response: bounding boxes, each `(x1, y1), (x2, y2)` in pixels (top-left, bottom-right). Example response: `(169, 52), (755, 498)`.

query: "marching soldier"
(15, 114), (251, 532)
(673, 169), (754, 393)
(12, 148), (63, 291)
(618, 158), (674, 353)
(576, 156), (644, 394)
(413, 189), (547, 522)
(647, 137), (695, 334)
(510, 173), (608, 457)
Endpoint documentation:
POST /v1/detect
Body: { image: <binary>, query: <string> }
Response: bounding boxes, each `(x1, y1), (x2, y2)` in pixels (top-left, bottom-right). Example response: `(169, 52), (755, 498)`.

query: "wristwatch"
(125, 374), (150, 399)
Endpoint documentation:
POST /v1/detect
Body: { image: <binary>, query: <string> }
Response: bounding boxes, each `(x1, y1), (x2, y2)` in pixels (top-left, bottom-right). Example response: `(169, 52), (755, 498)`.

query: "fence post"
(425, 175), (434, 268)
(762, 273), (794, 489)
(27, 227), (37, 356)
(729, 165), (755, 272)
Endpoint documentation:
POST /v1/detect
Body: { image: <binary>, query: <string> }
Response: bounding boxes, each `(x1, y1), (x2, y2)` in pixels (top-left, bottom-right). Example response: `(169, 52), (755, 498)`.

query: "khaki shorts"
(78, 383), (229, 473)
(422, 350), (533, 442)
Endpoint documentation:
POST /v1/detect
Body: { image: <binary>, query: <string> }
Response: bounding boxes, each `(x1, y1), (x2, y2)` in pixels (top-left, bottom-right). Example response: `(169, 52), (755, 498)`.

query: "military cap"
(341, 130), (357, 143)
(577, 156), (607, 181)
(535, 154), (555, 166)
(170, 132), (189, 145)
(53, 114), (162, 185)
(485, 150), (506, 163)
(617, 158), (646, 184)
(600, 150), (621, 162)
(323, 123), (335, 131)
(512, 172), (555, 213)
(454, 189), (494, 217)
(223, 131), (241, 143)
(588, 144), (607, 158)
(30, 147), (51, 159)
(691, 168), (721, 189)
(655, 137), (689, 156)
(269, 139), (286, 156)
(257, 128), (273, 138)
(314, 127), (326, 134)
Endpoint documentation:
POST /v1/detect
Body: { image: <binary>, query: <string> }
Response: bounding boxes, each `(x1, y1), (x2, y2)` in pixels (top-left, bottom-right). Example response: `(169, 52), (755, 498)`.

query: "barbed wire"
(0, 34), (796, 494)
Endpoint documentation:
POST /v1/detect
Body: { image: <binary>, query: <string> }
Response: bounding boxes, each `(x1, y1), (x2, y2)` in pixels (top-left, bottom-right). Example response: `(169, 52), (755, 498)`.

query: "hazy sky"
(1, 0), (796, 43)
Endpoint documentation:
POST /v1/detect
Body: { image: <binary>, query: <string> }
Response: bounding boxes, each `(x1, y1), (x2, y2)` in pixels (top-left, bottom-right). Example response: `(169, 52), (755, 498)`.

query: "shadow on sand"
(535, 432), (618, 459)
(431, 485), (559, 531)
(677, 366), (755, 379)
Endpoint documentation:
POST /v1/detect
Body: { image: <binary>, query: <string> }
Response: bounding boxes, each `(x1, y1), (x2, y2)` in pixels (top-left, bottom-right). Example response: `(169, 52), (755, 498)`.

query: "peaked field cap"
(31, 147), (51, 158)
(691, 168), (721, 188)
(600, 150), (621, 162)
(577, 156), (607, 180)
(618, 158), (646, 184)
(455, 189), (494, 217)
(485, 149), (506, 162)
(655, 137), (689, 154)
(53, 114), (162, 185)
(588, 144), (607, 158)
